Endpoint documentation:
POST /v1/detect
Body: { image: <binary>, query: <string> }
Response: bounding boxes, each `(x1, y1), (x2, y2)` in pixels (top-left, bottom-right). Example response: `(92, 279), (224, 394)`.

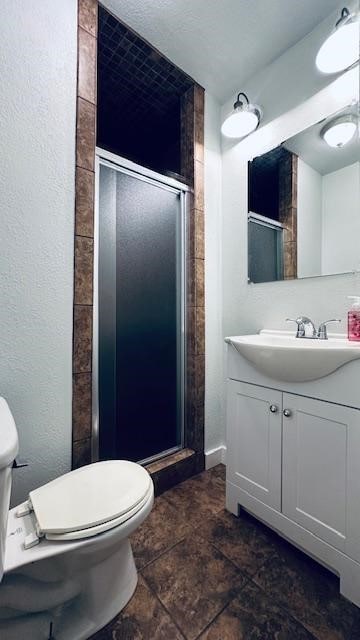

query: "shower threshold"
(139, 445), (184, 466)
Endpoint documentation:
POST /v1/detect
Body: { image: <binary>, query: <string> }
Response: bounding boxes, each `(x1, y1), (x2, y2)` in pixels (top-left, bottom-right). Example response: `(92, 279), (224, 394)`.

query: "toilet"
(0, 397), (154, 640)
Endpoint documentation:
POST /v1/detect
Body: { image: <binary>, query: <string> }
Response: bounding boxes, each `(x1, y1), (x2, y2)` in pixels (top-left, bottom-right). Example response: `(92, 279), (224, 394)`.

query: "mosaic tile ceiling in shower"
(97, 6), (194, 173)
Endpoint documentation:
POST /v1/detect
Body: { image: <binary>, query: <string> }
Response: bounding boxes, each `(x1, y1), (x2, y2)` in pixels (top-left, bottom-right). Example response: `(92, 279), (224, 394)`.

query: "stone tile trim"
(74, 235), (94, 305)
(78, 26), (97, 104)
(146, 448), (195, 475)
(75, 167), (95, 238)
(72, 0), (98, 469)
(279, 151), (298, 279)
(181, 85), (205, 462)
(78, 0), (97, 37)
(73, 372), (92, 442)
(72, 4), (205, 482)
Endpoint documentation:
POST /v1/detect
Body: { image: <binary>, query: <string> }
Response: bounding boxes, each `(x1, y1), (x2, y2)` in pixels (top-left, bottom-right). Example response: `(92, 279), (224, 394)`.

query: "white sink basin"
(225, 330), (360, 382)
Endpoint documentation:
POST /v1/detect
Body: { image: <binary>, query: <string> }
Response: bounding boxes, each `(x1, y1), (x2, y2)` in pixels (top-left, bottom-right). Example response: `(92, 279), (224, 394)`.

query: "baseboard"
(205, 445), (227, 469)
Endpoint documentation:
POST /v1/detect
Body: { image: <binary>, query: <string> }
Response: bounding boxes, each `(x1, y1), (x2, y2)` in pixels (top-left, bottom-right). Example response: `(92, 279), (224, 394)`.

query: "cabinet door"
(282, 393), (360, 558)
(227, 380), (282, 511)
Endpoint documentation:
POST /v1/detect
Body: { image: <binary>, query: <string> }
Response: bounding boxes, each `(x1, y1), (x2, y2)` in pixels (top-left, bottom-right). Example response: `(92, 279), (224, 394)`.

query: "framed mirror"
(248, 102), (360, 284)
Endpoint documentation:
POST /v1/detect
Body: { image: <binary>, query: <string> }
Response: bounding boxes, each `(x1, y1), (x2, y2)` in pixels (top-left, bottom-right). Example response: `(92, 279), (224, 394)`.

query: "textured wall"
(0, 0), (77, 504)
(219, 13), (360, 450)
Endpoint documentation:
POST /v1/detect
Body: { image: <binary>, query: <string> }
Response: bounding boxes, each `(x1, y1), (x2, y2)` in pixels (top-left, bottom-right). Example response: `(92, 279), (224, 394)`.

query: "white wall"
(297, 160), (360, 279)
(204, 93), (224, 456)
(221, 2), (358, 129)
(297, 159), (322, 278)
(0, 0), (77, 504)
(322, 162), (360, 275)
(221, 19), (360, 380)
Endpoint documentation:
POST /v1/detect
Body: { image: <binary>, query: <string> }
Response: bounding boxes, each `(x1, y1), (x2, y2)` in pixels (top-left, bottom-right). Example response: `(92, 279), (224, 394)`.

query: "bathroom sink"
(225, 330), (360, 382)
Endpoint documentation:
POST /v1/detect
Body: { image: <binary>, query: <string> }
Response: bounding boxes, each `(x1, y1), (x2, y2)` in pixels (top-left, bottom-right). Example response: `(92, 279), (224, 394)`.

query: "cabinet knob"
(269, 404), (278, 413)
(283, 409), (292, 418)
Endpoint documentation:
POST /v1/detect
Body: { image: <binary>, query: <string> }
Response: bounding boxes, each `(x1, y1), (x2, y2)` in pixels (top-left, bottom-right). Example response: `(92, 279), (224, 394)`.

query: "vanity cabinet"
(226, 381), (282, 511)
(227, 378), (360, 595)
(226, 336), (360, 606)
(282, 392), (360, 557)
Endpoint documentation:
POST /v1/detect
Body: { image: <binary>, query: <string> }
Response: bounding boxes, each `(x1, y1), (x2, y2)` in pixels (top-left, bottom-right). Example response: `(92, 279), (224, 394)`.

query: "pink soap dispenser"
(348, 296), (360, 341)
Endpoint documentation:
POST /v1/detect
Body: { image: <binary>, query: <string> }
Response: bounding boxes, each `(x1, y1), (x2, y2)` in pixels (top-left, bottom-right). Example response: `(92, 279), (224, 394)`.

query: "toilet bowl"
(0, 398), (154, 640)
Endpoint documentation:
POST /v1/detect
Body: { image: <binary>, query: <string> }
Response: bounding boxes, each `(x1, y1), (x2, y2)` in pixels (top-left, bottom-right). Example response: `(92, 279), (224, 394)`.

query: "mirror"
(248, 102), (360, 284)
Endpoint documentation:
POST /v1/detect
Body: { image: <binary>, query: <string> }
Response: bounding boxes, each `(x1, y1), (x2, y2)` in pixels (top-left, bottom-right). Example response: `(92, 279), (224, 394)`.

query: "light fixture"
(221, 92), (262, 138)
(316, 7), (359, 74)
(320, 114), (358, 147)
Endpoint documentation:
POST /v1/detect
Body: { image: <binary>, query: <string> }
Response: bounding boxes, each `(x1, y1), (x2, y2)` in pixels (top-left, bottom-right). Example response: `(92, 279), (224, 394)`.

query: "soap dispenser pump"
(348, 296), (360, 341)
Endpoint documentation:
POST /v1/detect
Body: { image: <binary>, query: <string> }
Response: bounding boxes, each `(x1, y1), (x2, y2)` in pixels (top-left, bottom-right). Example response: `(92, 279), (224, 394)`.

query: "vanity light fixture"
(316, 7), (359, 74)
(221, 92), (262, 138)
(320, 114), (358, 148)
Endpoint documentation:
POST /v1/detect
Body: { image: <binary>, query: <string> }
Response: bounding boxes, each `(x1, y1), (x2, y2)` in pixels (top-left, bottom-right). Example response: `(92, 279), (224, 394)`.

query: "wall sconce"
(221, 92), (263, 138)
(320, 114), (358, 147)
(316, 7), (359, 74)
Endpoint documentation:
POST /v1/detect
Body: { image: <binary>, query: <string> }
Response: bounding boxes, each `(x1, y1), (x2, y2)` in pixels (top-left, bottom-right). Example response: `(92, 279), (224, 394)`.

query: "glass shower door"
(97, 159), (185, 463)
(248, 215), (284, 283)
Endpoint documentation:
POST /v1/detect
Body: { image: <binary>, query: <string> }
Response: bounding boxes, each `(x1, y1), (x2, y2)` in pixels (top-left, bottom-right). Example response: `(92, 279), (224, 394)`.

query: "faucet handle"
(286, 318), (305, 338)
(317, 319), (341, 340)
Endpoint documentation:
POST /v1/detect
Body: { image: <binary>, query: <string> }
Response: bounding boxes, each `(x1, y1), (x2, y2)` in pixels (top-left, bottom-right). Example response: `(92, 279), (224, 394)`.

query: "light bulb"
(322, 120), (357, 147)
(221, 110), (259, 138)
(316, 21), (359, 74)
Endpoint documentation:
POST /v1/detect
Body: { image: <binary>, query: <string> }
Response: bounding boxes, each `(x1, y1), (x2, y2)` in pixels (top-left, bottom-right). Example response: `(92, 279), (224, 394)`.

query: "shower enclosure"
(93, 150), (188, 464)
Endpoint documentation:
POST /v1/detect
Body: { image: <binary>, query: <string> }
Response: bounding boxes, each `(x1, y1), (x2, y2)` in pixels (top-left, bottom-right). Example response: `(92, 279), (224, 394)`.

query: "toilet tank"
(0, 398), (19, 583)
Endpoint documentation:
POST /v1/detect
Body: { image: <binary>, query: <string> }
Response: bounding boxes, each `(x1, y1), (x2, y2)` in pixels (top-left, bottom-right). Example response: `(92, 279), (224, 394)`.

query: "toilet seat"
(45, 486), (152, 541)
(17, 460), (152, 548)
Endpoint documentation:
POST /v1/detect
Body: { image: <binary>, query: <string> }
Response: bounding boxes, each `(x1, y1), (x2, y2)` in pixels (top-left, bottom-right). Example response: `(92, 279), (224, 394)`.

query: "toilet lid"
(29, 460), (152, 535)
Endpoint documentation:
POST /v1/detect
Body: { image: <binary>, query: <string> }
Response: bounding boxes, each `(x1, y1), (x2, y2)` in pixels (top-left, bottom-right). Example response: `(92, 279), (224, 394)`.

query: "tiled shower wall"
(72, 0), (98, 468)
(72, 0), (205, 487)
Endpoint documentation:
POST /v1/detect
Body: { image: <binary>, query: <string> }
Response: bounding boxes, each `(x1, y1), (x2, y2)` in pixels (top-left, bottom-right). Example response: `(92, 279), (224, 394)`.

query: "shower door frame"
(92, 147), (190, 464)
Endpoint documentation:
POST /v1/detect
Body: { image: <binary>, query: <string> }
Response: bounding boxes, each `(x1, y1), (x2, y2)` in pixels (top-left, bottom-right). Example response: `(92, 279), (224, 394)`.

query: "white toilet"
(0, 397), (154, 640)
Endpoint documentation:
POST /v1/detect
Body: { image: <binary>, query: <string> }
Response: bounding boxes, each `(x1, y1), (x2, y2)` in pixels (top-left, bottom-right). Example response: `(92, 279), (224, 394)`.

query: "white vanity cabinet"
(282, 393), (360, 557)
(226, 381), (282, 511)
(226, 341), (360, 607)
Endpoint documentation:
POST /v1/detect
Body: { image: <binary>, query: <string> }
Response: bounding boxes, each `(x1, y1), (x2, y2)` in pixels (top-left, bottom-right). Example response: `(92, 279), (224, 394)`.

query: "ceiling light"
(316, 7), (359, 74)
(221, 92), (262, 138)
(320, 114), (358, 147)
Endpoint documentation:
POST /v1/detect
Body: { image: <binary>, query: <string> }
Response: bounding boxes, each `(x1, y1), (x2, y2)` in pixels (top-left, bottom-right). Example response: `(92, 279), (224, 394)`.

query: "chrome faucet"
(286, 316), (341, 339)
(317, 319), (341, 340)
(286, 316), (317, 339)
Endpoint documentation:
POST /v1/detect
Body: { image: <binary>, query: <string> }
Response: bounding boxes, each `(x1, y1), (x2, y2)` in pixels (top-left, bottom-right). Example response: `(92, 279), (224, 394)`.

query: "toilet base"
(0, 537), (138, 640)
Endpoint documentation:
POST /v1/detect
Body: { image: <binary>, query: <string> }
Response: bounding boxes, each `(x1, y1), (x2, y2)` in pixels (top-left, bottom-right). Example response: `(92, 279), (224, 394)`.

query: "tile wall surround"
(72, 0), (205, 488)
(279, 151), (298, 280)
(72, 0), (98, 469)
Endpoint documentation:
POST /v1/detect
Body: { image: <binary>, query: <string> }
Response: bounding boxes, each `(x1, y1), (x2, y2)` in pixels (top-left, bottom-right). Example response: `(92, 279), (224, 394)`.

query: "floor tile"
(206, 463), (226, 482)
(199, 580), (315, 640)
(92, 575), (184, 640)
(92, 468), (360, 640)
(253, 541), (360, 640)
(131, 496), (193, 569)
(196, 508), (279, 577)
(142, 535), (246, 640)
(162, 467), (225, 528)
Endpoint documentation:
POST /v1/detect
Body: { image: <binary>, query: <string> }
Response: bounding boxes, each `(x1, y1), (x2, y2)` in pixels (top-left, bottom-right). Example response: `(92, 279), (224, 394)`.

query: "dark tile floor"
(92, 465), (360, 640)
